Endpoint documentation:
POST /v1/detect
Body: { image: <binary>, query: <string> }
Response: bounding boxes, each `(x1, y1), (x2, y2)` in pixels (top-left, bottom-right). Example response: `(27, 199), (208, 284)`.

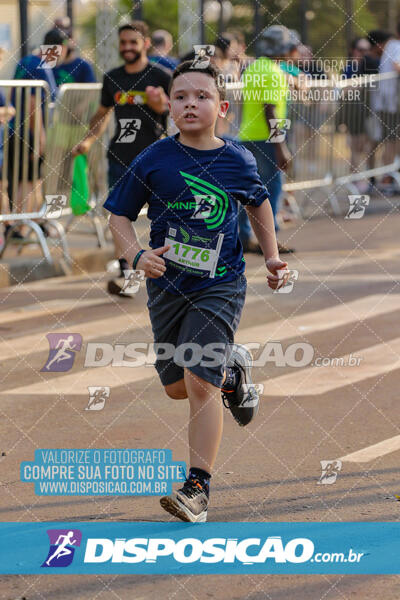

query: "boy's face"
(169, 71), (228, 134)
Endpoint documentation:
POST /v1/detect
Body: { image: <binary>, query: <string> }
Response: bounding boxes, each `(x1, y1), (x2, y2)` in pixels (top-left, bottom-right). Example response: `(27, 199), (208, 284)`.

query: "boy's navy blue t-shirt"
(104, 135), (268, 295)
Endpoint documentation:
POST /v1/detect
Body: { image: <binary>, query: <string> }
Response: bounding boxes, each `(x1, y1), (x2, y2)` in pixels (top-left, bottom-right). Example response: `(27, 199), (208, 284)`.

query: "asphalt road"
(0, 208), (399, 599)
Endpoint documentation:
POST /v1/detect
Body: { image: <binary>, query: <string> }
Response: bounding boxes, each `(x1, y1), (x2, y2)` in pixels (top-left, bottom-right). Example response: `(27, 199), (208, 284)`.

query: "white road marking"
(239, 293), (400, 342)
(1, 293), (399, 379)
(260, 336), (400, 396)
(339, 435), (400, 463)
(4, 364), (155, 397)
(0, 308), (150, 361)
(4, 296), (400, 397)
(0, 298), (110, 325)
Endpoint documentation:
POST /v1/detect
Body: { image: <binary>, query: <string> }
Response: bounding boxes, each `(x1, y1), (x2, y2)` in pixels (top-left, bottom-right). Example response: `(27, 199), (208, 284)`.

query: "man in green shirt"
(239, 26), (293, 253)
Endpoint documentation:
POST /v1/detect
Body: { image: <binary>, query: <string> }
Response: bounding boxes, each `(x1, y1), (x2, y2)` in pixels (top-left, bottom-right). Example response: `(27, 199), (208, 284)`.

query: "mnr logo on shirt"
(178, 171), (228, 229)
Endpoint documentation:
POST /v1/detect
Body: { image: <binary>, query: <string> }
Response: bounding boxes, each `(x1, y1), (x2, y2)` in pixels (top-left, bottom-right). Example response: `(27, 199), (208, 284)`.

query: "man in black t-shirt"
(73, 20), (171, 189)
(72, 21), (171, 288)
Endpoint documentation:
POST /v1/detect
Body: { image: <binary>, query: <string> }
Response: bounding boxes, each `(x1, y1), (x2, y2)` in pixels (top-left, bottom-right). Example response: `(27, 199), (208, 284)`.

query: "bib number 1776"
(172, 242), (210, 262)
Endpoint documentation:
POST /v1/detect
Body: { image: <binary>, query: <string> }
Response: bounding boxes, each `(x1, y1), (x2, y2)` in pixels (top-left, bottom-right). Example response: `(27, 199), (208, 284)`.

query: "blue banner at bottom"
(0, 522), (398, 574)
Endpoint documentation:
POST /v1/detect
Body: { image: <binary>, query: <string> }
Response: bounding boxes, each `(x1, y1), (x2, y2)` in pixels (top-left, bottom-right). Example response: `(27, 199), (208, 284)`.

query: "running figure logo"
(345, 195), (370, 219)
(44, 195), (67, 219)
(267, 119), (291, 143)
(41, 333), (82, 372)
(39, 45), (62, 69)
(242, 383), (264, 396)
(273, 269), (298, 294)
(116, 118), (142, 143)
(86, 386), (110, 411)
(191, 194), (216, 219)
(121, 269), (145, 295)
(318, 460), (342, 485)
(191, 45), (215, 69)
(42, 529), (82, 567)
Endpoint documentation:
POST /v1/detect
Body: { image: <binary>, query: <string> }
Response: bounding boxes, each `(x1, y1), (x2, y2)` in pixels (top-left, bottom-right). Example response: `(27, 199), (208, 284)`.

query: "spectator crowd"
(2, 15), (400, 265)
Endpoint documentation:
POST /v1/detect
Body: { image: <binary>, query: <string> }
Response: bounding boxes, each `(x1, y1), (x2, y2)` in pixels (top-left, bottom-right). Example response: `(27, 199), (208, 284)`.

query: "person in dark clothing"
(6, 29), (65, 240)
(72, 21), (171, 292)
(73, 21), (170, 189)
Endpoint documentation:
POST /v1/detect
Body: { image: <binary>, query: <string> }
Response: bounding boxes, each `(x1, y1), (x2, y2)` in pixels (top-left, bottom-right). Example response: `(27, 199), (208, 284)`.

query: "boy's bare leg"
(184, 368), (223, 474)
(164, 371), (227, 401)
(160, 368), (222, 522)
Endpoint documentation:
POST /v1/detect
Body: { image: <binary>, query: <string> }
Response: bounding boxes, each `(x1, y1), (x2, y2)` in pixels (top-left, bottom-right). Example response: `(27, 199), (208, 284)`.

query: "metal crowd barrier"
(0, 80), (60, 262)
(220, 77), (337, 216)
(44, 82), (108, 250)
(0, 81), (109, 265)
(328, 72), (400, 194)
(225, 71), (400, 216)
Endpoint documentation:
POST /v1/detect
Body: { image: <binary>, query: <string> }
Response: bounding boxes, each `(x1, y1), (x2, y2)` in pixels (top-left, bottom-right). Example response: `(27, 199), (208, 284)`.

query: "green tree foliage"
(252, 0), (377, 57)
(119, 0), (179, 39)
(80, 0), (387, 62)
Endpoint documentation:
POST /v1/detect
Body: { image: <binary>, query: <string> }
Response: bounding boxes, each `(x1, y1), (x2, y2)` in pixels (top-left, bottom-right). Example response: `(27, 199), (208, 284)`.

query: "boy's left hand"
(265, 257), (288, 290)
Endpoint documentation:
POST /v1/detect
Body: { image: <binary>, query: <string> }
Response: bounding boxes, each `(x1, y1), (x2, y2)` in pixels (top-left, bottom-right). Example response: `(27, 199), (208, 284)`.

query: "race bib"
(163, 224), (224, 278)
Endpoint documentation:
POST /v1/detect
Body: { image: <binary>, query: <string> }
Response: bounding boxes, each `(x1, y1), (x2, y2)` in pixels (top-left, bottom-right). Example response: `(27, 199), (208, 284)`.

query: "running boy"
(104, 61), (288, 523)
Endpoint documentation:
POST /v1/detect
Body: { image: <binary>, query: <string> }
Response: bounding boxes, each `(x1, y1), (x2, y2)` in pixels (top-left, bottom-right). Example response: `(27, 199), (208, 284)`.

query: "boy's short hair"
(169, 60), (226, 100)
(118, 21), (149, 39)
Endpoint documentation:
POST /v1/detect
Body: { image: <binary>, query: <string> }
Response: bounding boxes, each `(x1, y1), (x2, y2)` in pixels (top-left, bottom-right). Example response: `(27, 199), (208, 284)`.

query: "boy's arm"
(246, 200), (288, 290)
(108, 214), (169, 278)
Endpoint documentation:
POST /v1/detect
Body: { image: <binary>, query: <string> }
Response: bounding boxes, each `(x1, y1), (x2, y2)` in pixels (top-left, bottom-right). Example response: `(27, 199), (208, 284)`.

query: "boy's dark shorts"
(146, 275), (247, 388)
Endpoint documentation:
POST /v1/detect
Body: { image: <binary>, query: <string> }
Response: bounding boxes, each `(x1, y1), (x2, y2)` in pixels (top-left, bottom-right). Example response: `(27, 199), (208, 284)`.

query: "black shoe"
(160, 478), (208, 522)
(107, 279), (136, 298)
(39, 223), (50, 237)
(222, 344), (259, 427)
(119, 258), (130, 278)
(242, 239), (263, 254)
(5, 225), (25, 241)
(277, 241), (295, 254)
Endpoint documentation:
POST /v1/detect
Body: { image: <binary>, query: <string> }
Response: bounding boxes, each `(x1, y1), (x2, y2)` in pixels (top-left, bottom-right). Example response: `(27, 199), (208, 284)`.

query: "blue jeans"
(240, 141), (282, 235)
(108, 158), (128, 191)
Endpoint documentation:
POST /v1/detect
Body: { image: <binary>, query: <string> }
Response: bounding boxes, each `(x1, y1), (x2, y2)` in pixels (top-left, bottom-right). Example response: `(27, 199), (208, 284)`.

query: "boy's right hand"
(265, 257), (288, 290)
(136, 245), (170, 278)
